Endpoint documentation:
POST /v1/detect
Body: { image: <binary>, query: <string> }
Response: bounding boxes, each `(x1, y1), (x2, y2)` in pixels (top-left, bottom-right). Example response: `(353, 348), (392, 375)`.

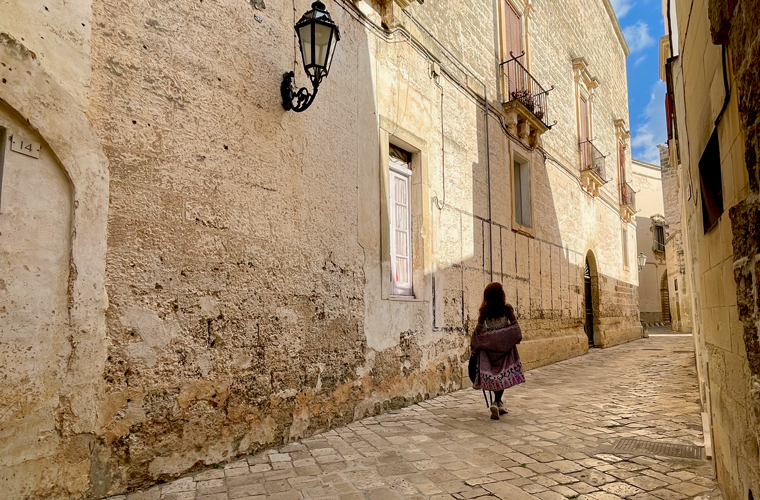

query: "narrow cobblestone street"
(114, 333), (721, 500)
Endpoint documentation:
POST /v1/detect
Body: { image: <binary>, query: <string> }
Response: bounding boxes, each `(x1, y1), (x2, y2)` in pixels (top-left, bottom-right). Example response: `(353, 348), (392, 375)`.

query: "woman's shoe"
(496, 401), (508, 415)
(490, 405), (500, 420)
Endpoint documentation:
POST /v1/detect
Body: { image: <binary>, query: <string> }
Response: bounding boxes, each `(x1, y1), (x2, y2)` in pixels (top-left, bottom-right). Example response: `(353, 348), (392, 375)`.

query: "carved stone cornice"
(572, 57), (600, 92)
(614, 118), (631, 141)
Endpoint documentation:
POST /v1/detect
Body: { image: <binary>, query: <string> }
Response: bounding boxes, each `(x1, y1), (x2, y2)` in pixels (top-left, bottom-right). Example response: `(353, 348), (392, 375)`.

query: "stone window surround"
(379, 123), (430, 302)
(510, 141), (535, 238)
(615, 118), (631, 187)
(573, 57), (600, 170)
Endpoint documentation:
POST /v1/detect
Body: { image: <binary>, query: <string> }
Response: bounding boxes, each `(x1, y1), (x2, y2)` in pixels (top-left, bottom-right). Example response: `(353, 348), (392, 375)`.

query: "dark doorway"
(584, 260), (594, 346)
(660, 272), (671, 323)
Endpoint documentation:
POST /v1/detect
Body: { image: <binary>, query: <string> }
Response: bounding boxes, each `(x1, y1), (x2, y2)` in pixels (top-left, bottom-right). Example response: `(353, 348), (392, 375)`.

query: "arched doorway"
(584, 251), (600, 347)
(660, 271), (671, 323)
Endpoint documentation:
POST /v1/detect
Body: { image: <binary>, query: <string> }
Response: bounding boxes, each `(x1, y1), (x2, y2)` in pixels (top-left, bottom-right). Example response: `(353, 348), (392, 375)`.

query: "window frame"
(498, 0), (530, 99)
(653, 223), (666, 253)
(573, 58), (598, 171)
(698, 129), (724, 233)
(511, 150), (534, 236)
(389, 151), (414, 297)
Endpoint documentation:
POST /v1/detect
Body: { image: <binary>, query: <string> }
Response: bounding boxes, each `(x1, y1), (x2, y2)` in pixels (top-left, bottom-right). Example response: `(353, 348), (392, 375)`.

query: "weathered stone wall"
(0, 0), (638, 497)
(718, 0), (760, 499)
(658, 144), (692, 331)
(671, 0), (760, 498)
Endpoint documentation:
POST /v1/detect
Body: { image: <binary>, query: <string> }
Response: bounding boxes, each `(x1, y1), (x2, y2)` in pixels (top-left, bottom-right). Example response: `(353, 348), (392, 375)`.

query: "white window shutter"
(389, 161), (413, 296)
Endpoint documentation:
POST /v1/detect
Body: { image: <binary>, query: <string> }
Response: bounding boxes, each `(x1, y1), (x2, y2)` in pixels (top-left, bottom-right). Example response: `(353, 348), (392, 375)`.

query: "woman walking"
(470, 282), (525, 420)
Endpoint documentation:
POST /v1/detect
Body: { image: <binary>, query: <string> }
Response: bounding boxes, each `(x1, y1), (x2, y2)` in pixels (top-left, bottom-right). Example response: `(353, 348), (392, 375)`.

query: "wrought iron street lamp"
(637, 252), (647, 271)
(281, 1), (340, 112)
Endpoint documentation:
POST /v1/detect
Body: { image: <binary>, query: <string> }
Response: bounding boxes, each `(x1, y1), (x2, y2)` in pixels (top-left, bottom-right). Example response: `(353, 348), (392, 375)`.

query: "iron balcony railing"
(580, 140), (607, 182)
(620, 181), (636, 210)
(500, 53), (553, 129)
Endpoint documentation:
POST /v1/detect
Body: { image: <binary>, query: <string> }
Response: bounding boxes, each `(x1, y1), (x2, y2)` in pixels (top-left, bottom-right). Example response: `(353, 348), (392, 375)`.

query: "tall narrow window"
(513, 155), (532, 228)
(699, 129), (723, 232)
(654, 224), (665, 253)
(500, 1), (523, 60)
(622, 227), (629, 269)
(619, 141), (626, 184)
(389, 145), (413, 296)
(579, 96), (590, 167)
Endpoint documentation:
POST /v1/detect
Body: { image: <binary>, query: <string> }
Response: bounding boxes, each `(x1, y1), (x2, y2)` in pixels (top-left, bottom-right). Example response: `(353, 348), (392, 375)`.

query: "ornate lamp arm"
(281, 72), (320, 112)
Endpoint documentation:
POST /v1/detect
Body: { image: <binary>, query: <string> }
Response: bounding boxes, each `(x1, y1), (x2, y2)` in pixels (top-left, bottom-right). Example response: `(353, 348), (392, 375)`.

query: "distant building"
(657, 143), (692, 332)
(631, 158), (668, 325)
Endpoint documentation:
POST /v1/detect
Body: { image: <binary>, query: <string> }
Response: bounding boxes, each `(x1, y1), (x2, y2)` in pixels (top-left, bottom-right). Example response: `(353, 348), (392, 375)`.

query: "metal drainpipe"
(484, 85), (494, 283)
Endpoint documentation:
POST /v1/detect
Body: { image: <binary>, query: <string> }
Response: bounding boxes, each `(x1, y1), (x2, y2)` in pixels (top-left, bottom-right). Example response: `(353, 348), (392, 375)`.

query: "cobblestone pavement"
(112, 334), (722, 500)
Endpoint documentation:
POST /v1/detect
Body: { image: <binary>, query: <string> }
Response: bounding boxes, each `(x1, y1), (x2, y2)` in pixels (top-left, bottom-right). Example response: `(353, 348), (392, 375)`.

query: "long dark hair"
(478, 282), (515, 324)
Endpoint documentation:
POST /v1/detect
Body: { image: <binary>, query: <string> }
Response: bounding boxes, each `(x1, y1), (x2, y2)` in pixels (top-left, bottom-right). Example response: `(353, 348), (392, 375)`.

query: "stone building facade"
(0, 0), (638, 497)
(631, 158), (667, 325)
(657, 142), (692, 332)
(662, 0), (760, 498)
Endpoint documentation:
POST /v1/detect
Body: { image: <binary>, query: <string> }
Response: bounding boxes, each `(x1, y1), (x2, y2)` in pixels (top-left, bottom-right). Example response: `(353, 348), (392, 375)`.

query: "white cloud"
(631, 81), (667, 164)
(610, 0), (635, 19)
(633, 55), (647, 67)
(623, 21), (655, 53)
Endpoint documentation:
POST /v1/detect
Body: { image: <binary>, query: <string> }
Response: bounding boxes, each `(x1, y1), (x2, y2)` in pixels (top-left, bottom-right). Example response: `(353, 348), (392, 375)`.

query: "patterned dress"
(471, 316), (526, 391)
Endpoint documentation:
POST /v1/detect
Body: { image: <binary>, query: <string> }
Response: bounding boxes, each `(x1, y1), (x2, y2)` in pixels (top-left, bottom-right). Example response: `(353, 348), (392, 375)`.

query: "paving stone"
(571, 470), (615, 486)
(665, 472), (695, 481)
(483, 481), (539, 500)
(551, 485), (582, 498)
(568, 483), (598, 495)
(195, 470), (226, 481)
(649, 489), (686, 500)
(626, 476), (669, 491)
(667, 482), (709, 496)
(267, 491), (303, 500)
(127, 487), (162, 500)
(599, 482), (644, 497)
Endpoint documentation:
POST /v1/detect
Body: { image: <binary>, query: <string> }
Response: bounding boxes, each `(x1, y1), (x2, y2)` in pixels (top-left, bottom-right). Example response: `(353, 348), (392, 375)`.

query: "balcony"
(579, 140), (607, 196)
(620, 182), (636, 222)
(500, 53), (553, 147)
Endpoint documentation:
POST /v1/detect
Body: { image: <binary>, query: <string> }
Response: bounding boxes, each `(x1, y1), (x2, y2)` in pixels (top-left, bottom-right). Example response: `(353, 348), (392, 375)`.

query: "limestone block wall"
(671, 0), (760, 497)
(0, 0), (639, 497)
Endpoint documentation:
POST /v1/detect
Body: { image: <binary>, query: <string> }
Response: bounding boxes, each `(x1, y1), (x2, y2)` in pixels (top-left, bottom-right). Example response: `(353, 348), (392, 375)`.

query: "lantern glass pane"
(298, 24), (313, 67)
(324, 30), (338, 74)
(313, 23), (332, 68)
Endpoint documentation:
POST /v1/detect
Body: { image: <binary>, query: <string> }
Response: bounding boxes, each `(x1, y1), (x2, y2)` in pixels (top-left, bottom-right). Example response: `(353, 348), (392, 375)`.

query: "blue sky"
(611, 0), (667, 164)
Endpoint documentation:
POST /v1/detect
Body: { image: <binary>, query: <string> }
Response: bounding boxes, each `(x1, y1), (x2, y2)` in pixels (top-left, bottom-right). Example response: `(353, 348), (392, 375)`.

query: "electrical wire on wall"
(433, 75), (446, 211)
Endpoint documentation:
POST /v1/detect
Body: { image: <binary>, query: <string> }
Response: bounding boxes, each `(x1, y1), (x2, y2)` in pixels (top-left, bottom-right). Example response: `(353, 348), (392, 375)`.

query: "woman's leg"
(494, 390), (504, 403)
